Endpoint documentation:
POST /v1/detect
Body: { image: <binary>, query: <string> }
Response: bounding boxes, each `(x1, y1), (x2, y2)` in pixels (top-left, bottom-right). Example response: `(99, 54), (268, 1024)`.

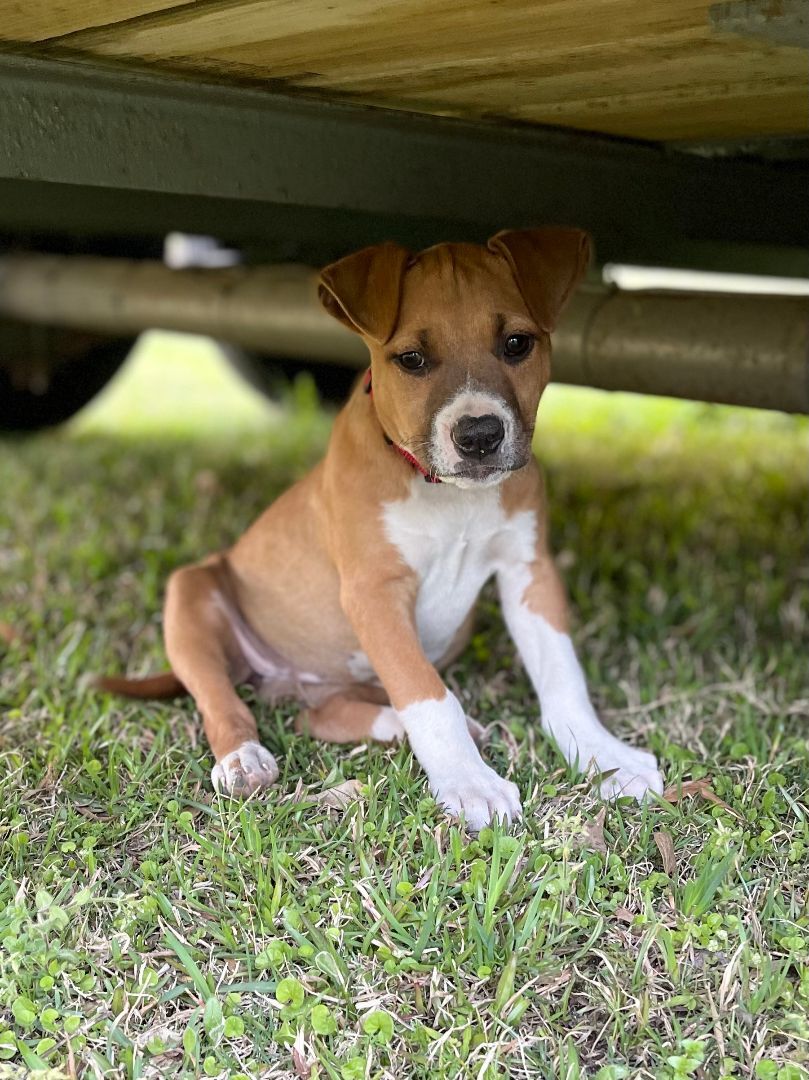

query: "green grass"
(1, 332), (808, 1080)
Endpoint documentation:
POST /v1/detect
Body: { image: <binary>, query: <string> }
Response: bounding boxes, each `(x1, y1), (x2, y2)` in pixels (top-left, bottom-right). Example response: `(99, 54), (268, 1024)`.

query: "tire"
(0, 321), (134, 432)
(226, 348), (361, 406)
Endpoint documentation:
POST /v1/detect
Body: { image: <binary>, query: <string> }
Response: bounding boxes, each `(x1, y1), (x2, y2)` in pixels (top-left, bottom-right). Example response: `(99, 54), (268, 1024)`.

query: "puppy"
(100, 228), (664, 829)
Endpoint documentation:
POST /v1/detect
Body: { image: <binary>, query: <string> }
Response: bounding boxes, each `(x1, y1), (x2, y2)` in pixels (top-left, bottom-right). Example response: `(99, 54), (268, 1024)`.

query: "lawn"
(0, 333), (807, 1080)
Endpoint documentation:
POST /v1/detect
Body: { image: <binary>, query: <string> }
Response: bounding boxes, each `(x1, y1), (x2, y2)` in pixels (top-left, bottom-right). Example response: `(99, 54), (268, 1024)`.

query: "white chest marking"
(380, 478), (535, 663)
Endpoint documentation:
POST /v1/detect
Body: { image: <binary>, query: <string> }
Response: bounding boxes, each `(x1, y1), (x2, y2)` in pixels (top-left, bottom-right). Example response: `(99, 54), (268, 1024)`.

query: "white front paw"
(583, 739), (663, 802)
(400, 690), (521, 830)
(211, 741), (279, 798)
(431, 762), (522, 831)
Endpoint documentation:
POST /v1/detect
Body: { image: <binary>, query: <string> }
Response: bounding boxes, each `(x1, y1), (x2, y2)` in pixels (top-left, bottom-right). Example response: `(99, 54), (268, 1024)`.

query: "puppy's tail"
(92, 671), (187, 700)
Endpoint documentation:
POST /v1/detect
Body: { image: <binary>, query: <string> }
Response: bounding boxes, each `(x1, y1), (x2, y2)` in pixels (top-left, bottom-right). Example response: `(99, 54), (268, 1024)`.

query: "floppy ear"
(318, 242), (411, 344)
(488, 227), (592, 333)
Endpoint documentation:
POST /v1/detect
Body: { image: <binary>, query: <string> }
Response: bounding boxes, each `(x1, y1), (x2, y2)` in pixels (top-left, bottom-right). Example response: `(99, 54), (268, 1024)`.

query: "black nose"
(451, 414), (505, 458)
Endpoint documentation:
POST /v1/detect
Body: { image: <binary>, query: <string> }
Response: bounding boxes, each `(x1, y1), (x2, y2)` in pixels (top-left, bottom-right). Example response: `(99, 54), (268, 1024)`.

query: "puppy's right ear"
(318, 242), (411, 344)
(488, 227), (591, 333)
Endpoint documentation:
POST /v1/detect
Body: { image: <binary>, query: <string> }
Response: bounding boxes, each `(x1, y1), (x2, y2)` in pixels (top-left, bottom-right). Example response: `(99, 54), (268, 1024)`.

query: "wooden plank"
(201, 25), (806, 140)
(0, 0), (195, 43)
(5, 0), (808, 141)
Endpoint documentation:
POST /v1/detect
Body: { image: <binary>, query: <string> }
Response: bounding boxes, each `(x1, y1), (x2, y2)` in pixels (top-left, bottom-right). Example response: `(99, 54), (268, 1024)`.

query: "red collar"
(363, 369), (441, 484)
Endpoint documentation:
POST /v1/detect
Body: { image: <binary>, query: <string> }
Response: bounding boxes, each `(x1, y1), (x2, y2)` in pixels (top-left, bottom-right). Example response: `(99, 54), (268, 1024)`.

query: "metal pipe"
(0, 256), (365, 365)
(553, 285), (809, 413)
(0, 254), (806, 413)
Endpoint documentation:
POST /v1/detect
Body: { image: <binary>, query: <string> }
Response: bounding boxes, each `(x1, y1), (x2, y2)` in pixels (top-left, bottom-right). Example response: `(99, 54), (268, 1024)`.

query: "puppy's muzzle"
(451, 414), (505, 459)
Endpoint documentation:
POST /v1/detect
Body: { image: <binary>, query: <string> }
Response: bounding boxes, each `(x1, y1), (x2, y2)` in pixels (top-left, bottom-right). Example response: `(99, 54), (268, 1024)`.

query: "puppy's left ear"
(488, 227), (592, 333)
(318, 242), (411, 344)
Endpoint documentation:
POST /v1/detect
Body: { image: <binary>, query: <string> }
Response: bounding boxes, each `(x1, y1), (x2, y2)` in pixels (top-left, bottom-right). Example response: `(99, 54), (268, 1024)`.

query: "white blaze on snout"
(431, 383), (516, 483)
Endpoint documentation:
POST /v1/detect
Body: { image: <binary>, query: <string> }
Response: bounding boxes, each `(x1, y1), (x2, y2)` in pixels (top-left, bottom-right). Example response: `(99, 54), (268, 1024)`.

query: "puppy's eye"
(396, 351), (427, 374)
(503, 333), (533, 362)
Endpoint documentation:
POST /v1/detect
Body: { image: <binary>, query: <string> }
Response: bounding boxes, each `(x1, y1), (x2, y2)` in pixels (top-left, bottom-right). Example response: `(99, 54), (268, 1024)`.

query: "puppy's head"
(319, 228), (590, 488)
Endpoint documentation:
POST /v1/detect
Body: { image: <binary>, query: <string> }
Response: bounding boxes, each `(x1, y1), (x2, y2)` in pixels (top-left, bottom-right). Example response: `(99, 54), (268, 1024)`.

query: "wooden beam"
(0, 54), (807, 275)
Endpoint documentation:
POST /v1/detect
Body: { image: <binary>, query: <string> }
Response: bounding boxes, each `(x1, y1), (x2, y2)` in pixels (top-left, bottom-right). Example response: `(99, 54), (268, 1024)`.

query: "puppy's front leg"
(341, 575), (521, 830)
(498, 555), (663, 801)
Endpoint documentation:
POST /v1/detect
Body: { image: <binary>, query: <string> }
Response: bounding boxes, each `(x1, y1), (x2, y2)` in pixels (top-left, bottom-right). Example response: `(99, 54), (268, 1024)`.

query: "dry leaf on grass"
(0, 621), (21, 646)
(536, 969), (572, 996)
(415, 865), (435, 890)
(577, 806), (608, 854)
(292, 1029), (312, 1078)
(35, 764), (57, 792)
(663, 778), (741, 819)
(653, 829), (677, 878)
(315, 778), (363, 811)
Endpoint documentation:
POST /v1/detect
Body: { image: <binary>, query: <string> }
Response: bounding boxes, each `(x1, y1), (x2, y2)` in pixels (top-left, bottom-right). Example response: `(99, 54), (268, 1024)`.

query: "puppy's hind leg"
(164, 559), (279, 798)
(297, 687), (485, 747)
(296, 687), (402, 744)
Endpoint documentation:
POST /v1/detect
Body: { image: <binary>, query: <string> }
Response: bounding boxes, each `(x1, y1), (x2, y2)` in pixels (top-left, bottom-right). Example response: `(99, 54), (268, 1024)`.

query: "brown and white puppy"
(100, 228), (663, 830)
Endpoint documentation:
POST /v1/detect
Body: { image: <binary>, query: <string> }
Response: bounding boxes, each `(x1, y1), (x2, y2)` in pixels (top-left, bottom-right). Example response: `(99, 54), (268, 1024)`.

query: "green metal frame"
(0, 53), (807, 273)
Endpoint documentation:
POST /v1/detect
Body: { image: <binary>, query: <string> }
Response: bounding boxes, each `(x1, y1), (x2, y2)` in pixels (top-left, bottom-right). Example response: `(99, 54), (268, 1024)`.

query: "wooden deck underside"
(1, 0), (806, 142)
